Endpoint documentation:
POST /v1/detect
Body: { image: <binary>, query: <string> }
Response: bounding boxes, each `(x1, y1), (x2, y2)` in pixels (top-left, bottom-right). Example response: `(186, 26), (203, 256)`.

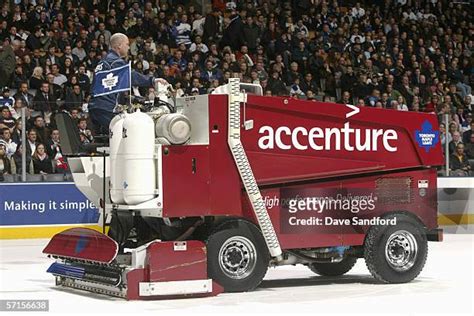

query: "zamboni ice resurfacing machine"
(43, 78), (443, 299)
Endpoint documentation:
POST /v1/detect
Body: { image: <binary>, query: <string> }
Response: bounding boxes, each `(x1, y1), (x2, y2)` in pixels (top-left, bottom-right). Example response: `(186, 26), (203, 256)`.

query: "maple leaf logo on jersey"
(102, 72), (119, 91)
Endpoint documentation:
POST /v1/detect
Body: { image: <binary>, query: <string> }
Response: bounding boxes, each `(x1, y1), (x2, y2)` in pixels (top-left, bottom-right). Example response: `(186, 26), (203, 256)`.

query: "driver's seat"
(55, 112), (107, 156)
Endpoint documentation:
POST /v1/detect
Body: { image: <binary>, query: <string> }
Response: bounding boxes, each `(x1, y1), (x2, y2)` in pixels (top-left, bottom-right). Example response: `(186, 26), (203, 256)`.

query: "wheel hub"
(385, 230), (418, 272)
(218, 236), (257, 279)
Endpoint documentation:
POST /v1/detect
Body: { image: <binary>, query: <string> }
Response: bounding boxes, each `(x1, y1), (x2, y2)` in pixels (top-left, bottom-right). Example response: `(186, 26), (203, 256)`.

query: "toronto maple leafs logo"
(415, 120), (439, 152)
(102, 72), (119, 90)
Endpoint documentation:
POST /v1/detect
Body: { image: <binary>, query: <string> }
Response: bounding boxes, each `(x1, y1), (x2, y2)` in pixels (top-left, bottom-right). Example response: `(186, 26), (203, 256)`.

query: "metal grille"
(375, 177), (413, 204)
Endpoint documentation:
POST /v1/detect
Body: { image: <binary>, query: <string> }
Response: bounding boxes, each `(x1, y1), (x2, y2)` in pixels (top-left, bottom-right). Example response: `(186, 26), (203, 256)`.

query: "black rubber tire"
(308, 257), (358, 276)
(364, 214), (428, 283)
(206, 222), (269, 292)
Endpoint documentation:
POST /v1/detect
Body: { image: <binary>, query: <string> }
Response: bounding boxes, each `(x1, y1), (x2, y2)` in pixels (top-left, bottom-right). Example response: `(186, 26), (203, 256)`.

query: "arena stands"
(0, 0), (472, 179)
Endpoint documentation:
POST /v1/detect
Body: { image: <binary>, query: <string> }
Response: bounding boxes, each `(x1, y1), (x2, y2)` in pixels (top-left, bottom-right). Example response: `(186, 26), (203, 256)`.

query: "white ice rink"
(1, 233), (473, 316)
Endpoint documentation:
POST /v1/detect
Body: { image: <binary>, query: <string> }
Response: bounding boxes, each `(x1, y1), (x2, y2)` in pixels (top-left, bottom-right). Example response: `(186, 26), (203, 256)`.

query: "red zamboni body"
(44, 79), (443, 300)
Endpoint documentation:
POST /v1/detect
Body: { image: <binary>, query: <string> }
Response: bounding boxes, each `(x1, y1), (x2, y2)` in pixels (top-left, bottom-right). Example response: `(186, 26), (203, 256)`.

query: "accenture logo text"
(258, 122), (398, 152)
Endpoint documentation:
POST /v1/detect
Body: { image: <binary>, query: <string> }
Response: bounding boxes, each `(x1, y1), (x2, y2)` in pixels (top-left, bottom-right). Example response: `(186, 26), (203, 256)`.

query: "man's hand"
(154, 78), (169, 86)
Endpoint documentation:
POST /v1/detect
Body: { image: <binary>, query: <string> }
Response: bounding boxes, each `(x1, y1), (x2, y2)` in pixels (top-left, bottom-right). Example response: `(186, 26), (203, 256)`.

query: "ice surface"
(0, 234), (473, 315)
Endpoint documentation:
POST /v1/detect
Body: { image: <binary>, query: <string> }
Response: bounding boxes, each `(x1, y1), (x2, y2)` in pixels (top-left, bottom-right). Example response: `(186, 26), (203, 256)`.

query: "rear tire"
(308, 257), (357, 276)
(364, 214), (428, 283)
(206, 222), (269, 292)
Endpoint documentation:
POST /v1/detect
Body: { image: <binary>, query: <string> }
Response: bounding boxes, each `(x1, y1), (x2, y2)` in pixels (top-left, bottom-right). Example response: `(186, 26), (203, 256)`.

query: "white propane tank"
(109, 113), (126, 204)
(121, 109), (156, 205)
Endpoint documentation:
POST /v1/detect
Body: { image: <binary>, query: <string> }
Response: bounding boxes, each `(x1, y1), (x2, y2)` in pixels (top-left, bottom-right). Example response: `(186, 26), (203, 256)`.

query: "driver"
(88, 33), (168, 134)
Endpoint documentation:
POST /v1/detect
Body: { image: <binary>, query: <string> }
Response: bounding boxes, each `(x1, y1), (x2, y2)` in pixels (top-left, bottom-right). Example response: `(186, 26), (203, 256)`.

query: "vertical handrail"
(445, 114), (449, 176)
(21, 108), (26, 182)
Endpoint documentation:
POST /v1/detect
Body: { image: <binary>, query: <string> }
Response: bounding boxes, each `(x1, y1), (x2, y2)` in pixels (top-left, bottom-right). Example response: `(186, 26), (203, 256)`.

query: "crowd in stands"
(0, 0), (473, 178)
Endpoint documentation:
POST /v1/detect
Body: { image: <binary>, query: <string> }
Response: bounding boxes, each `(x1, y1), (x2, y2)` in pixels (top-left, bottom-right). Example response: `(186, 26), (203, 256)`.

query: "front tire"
(308, 257), (357, 276)
(206, 222), (269, 292)
(364, 214), (428, 283)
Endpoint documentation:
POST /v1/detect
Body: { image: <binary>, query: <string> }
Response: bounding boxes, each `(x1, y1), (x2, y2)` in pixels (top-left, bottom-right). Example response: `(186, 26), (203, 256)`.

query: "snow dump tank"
(235, 94), (444, 185)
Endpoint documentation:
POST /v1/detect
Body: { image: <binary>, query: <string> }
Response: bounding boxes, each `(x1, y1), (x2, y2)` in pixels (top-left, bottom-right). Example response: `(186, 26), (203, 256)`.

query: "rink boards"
(0, 179), (473, 239)
(0, 182), (102, 239)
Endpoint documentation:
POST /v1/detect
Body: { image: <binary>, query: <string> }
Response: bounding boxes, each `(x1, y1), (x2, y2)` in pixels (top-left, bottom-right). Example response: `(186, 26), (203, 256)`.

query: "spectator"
(0, 88), (15, 108)
(0, 141), (12, 177)
(46, 73), (63, 100)
(11, 143), (33, 175)
(366, 89), (381, 107)
(173, 14), (192, 48)
(32, 143), (53, 174)
(0, 39), (15, 89)
(29, 66), (44, 90)
(33, 81), (57, 117)
(300, 73), (317, 95)
(11, 65), (28, 89)
(424, 96), (439, 113)
(396, 96), (409, 111)
(189, 35), (209, 54)
(462, 121), (474, 144)
(462, 114), (473, 133)
(25, 27), (45, 51)
(61, 45), (80, 68)
(465, 135), (474, 160)
(25, 128), (38, 157)
(10, 99), (26, 120)
(64, 84), (84, 113)
(46, 129), (61, 160)
(0, 106), (15, 130)
(449, 132), (463, 155)
(203, 8), (220, 44)
(0, 128), (17, 158)
(439, 123), (452, 154)
(69, 108), (80, 126)
(77, 118), (93, 143)
(11, 119), (22, 145)
(220, 10), (244, 51)
(243, 16), (260, 53)
(77, 65), (91, 92)
(50, 64), (67, 87)
(449, 143), (471, 177)
(289, 78), (305, 98)
(201, 60), (222, 83)
(32, 115), (50, 144)
(13, 82), (34, 108)
(45, 45), (59, 66)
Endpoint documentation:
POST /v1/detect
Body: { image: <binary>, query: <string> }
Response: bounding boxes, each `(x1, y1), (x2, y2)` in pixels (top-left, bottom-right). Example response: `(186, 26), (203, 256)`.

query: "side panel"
(161, 145), (211, 217)
(251, 168), (439, 250)
(146, 241), (207, 282)
(162, 95), (242, 217)
(208, 95), (242, 215)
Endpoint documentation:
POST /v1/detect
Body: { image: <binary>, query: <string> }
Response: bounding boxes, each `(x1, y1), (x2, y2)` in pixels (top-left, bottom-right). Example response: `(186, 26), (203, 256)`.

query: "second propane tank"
(121, 109), (156, 205)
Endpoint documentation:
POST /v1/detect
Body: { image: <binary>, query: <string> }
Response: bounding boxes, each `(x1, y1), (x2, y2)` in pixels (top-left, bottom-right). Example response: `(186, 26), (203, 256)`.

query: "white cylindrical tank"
(109, 113), (126, 204)
(121, 109), (156, 205)
(155, 114), (191, 145)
